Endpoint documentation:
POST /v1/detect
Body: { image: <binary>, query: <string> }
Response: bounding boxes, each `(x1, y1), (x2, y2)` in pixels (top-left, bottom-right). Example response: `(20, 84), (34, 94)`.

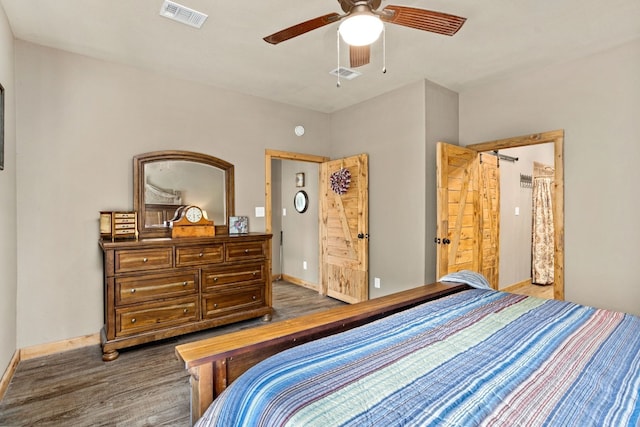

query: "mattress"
(196, 289), (640, 426)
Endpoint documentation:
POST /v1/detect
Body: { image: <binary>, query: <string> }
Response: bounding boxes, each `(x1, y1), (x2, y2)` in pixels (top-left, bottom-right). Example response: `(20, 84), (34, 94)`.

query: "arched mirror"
(134, 151), (234, 238)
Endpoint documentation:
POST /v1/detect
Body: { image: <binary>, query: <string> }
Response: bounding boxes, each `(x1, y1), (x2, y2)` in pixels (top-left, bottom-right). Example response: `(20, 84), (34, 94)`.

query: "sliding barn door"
(479, 153), (500, 288)
(319, 154), (369, 303)
(436, 143), (482, 279)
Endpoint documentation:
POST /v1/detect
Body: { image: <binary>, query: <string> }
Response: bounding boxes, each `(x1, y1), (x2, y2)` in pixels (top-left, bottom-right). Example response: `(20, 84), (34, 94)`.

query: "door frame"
(264, 150), (330, 284)
(465, 130), (564, 300)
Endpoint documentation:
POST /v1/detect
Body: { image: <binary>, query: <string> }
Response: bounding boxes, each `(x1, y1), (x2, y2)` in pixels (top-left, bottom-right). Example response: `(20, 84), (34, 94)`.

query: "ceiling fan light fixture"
(338, 14), (384, 46)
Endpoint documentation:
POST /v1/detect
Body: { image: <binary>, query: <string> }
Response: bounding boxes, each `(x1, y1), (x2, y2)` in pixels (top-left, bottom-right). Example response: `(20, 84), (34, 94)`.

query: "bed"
(177, 282), (640, 426)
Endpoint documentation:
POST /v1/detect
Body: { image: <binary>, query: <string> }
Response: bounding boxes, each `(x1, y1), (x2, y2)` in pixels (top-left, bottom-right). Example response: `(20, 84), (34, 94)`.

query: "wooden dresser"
(99, 233), (272, 361)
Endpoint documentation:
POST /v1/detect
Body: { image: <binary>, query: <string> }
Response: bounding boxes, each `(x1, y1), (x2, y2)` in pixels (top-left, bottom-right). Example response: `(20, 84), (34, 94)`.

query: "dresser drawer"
(115, 296), (199, 337)
(202, 263), (264, 291)
(176, 245), (224, 266)
(115, 248), (173, 273)
(115, 271), (198, 306)
(225, 241), (265, 262)
(202, 285), (265, 319)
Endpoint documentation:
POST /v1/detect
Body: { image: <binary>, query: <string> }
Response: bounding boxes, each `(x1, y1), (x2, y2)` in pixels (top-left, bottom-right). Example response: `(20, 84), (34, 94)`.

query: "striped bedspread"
(196, 289), (640, 426)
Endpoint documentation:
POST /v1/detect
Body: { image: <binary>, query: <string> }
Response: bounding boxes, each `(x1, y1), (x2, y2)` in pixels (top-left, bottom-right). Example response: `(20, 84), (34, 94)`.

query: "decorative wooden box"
(100, 211), (138, 240)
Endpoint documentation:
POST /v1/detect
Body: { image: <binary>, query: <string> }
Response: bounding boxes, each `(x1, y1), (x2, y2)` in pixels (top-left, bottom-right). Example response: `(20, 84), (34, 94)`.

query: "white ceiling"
(1, 0), (639, 113)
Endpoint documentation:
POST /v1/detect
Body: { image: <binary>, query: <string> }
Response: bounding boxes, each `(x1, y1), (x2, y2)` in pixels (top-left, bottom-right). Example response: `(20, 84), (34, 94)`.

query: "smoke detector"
(160, 0), (208, 29)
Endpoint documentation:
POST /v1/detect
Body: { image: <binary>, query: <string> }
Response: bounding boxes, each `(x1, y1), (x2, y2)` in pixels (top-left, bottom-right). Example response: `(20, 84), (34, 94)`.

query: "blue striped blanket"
(196, 290), (640, 426)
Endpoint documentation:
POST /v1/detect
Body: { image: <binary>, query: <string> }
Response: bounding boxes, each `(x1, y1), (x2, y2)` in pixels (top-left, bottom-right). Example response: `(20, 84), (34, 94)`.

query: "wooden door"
(319, 154), (369, 303)
(436, 143), (481, 278)
(479, 153), (500, 288)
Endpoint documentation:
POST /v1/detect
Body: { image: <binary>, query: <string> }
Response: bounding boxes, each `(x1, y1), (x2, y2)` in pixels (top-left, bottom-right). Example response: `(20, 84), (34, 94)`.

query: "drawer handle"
(213, 277), (218, 282)
(199, 252), (204, 257)
(131, 318), (136, 323)
(244, 249), (249, 254)
(142, 257), (148, 263)
(182, 281), (188, 286)
(214, 303), (218, 308)
(183, 308), (188, 314)
(252, 272), (257, 276)
(252, 295), (256, 300)
(130, 289), (136, 293)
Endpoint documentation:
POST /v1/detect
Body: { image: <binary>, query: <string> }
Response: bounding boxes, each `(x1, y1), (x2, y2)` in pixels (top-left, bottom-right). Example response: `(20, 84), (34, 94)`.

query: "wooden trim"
(464, 130), (565, 300)
(264, 149), (330, 234)
(0, 350), (20, 400)
(502, 278), (532, 293)
(176, 281), (469, 420)
(281, 274), (319, 291)
(19, 333), (100, 361)
(465, 130), (564, 152)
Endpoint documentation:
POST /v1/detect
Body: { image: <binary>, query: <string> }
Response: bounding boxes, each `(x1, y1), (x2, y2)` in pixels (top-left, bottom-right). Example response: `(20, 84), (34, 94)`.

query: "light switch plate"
(255, 206), (265, 217)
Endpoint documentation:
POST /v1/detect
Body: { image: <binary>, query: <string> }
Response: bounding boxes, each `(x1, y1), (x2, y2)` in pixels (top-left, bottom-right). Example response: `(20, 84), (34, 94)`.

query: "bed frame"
(175, 281), (469, 424)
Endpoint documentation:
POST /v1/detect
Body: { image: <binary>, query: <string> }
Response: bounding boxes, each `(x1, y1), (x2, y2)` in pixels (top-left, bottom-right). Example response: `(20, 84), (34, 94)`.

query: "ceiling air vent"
(160, 0), (208, 29)
(329, 67), (361, 80)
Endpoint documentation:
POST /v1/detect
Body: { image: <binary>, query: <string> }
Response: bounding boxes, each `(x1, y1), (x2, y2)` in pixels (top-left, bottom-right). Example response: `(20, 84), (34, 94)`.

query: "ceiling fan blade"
(349, 45), (371, 68)
(263, 13), (342, 45)
(381, 6), (466, 36)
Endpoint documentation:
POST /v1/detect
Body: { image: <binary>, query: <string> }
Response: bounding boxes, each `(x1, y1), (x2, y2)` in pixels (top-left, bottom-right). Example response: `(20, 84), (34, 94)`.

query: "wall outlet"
(303, 261), (307, 270)
(374, 277), (381, 289)
(282, 208), (287, 216)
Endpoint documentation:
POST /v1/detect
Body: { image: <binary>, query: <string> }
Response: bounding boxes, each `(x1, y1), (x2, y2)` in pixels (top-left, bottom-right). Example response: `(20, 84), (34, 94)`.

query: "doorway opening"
(265, 150), (329, 290)
(466, 130), (564, 300)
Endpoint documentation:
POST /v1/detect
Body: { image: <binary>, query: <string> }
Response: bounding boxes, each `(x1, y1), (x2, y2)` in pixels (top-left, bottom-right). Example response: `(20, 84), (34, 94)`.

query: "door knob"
(434, 237), (441, 244)
(443, 238), (451, 244)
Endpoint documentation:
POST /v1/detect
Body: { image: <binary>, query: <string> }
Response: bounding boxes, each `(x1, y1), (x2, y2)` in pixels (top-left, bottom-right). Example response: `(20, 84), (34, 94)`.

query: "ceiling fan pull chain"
(336, 29), (341, 88)
(382, 26), (387, 74)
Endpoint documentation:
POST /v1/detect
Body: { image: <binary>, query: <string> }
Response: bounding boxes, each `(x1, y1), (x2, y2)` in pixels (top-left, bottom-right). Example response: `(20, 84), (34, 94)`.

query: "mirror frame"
(134, 150), (235, 238)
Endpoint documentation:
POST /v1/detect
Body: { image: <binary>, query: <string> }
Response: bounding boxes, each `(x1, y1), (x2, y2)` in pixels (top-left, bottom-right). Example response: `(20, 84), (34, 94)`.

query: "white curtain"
(531, 177), (554, 285)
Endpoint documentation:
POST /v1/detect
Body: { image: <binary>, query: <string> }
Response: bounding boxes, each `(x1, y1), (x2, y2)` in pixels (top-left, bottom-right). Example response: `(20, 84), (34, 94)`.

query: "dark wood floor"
(0, 281), (345, 426)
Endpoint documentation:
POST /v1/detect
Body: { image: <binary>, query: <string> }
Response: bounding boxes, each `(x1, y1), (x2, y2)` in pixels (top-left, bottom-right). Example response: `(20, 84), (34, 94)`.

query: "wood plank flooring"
(507, 282), (555, 299)
(0, 281), (345, 427)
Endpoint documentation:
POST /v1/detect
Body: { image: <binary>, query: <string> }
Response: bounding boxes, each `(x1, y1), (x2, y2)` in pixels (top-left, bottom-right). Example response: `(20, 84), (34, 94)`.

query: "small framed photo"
(229, 216), (248, 234)
(296, 172), (305, 187)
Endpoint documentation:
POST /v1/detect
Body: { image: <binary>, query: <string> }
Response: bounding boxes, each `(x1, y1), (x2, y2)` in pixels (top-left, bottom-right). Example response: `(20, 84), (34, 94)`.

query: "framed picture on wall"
(229, 216), (249, 234)
(296, 172), (305, 187)
(0, 82), (4, 171)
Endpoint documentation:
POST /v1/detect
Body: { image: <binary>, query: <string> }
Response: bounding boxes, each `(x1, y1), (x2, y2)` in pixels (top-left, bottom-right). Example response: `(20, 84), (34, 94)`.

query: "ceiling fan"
(263, 0), (466, 68)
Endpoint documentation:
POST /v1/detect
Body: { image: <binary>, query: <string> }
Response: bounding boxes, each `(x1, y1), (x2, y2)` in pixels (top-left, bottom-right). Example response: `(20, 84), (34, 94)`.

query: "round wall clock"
(294, 190), (308, 213)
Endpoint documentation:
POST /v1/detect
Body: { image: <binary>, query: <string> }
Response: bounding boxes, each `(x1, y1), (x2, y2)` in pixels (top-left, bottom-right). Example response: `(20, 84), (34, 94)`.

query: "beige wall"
(14, 41), (331, 348)
(280, 160), (319, 284)
(0, 3), (17, 375)
(460, 39), (640, 315)
(329, 80), (458, 298)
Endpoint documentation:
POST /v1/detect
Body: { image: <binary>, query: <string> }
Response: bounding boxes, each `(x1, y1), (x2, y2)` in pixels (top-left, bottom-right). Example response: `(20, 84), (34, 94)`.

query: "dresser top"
(99, 232), (272, 251)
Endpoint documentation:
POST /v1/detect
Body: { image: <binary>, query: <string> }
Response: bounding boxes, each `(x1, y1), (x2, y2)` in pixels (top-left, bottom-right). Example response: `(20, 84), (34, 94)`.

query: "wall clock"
(294, 191), (308, 213)
(170, 205), (215, 237)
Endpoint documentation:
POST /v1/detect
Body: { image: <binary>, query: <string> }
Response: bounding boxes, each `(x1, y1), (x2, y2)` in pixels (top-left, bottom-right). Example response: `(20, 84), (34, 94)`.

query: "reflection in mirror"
(134, 151), (234, 238)
(144, 160), (226, 225)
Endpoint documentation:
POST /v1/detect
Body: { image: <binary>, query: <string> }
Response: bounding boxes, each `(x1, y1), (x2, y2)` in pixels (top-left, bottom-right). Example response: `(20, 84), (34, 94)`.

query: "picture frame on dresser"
(229, 216), (248, 234)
